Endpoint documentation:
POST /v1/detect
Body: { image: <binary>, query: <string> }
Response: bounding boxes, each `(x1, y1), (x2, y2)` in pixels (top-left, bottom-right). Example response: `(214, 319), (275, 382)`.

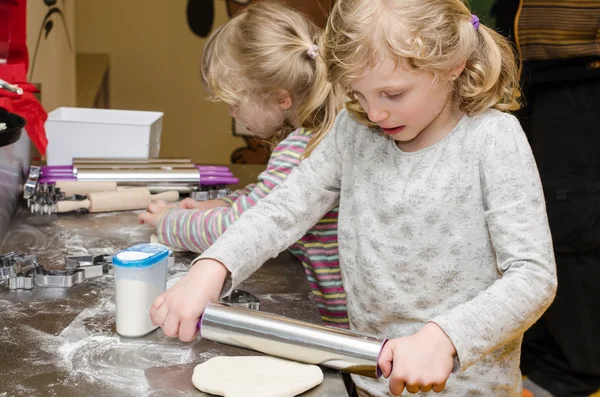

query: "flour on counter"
(1, 207), (204, 396)
(55, 296), (193, 395)
(2, 277), (195, 396)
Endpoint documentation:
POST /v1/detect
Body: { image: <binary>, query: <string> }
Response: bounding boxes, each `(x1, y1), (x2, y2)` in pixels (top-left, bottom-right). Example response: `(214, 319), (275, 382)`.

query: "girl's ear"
(272, 88), (293, 110)
(449, 61), (467, 81)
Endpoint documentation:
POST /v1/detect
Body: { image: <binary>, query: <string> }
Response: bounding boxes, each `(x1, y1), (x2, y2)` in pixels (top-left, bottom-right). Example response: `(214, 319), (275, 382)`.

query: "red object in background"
(0, 0), (48, 156)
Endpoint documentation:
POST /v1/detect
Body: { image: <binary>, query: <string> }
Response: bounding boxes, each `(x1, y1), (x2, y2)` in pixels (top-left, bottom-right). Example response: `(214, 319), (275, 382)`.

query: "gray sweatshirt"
(199, 109), (557, 396)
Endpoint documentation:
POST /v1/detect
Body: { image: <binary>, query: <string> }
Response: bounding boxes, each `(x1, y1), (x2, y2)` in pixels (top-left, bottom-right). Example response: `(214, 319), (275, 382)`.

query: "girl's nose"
(367, 106), (389, 124)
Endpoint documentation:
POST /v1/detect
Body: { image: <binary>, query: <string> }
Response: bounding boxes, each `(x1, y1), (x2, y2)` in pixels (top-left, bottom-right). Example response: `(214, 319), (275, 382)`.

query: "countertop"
(0, 206), (349, 397)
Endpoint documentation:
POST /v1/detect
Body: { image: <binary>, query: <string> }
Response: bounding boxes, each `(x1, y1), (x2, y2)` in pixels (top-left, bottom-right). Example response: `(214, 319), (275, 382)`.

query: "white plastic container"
(45, 107), (163, 166)
(112, 243), (169, 337)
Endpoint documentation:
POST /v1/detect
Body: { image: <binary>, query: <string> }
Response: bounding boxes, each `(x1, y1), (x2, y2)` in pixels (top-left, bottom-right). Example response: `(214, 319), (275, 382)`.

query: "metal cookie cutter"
(217, 188), (231, 198)
(190, 190), (209, 201)
(190, 187), (232, 201)
(23, 161), (41, 200)
(65, 254), (93, 269)
(0, 252), (40, 281)
(220, 289), (260, 311)
(93, 254), (114, 276)
(65, 253), (114, 278)
(9, 275), (34, 290)
(34, 267), (85, 288)
(27, 184), (69, 215)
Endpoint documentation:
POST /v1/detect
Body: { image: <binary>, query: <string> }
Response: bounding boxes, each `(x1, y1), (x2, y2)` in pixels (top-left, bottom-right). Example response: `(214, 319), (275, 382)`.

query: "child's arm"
(150, 112), (350, 341)
(178, 186), (256, 210)
(430, 114), (558, 371)
(154, 132), (311, 253)
(218, 184), (257, 205)
(178, 198), (230, 210)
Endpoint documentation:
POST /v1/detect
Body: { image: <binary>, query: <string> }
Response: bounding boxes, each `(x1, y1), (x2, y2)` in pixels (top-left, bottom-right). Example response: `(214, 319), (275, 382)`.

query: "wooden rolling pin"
(54, 181), (118, 197)
(56, 187), (179, 213)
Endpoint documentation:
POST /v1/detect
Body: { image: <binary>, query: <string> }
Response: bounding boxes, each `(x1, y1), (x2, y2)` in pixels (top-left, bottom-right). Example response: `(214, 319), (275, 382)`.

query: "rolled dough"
(192, 356), (324, 397)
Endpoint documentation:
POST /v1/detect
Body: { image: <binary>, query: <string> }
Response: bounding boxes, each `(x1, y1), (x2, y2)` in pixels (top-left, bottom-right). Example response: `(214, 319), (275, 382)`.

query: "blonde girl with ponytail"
(140, 1), (349, 330)
(150, 2), (556, 397)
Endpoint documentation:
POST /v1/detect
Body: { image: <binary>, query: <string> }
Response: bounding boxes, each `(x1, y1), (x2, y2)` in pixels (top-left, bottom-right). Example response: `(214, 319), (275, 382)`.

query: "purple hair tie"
(307, 44), (319, 60)
(471, 14), (480, 30)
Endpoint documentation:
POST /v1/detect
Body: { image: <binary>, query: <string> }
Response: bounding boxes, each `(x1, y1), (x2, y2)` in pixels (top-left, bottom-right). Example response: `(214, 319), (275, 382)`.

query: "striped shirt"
(516, 0), (600, 61)
(157, 128), (349, 328)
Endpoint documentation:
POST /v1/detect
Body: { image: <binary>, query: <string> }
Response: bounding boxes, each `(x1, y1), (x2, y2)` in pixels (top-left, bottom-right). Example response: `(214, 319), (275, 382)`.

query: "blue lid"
(112, 243), (169, 268)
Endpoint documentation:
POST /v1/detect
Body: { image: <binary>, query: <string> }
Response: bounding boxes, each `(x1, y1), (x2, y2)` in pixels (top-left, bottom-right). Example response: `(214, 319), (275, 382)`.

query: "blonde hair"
(201, 1), (342, 156)
(324, 0), (521, 127)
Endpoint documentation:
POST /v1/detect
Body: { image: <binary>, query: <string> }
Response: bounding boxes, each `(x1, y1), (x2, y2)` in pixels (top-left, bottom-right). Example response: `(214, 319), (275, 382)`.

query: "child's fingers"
(405, 383), (420, 394)
(419, 384), (433, 392)
(377, 342), (394, 378)
(141, 212), (159, 227)
(179, 317), (200, 342)
(162, 311), (182, 338)
(138, 212), (151, 225)
(151, 298), (169, 328)
(147, 202), (160, 213)
(432, 381), (447, 393)
(150, 293), (166, 323)
(388, 377), (405, 396)
(179, 198), (196, 209)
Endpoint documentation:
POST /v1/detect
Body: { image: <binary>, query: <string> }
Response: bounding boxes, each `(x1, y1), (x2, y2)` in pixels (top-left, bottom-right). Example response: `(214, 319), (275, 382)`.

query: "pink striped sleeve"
(156, 129), (312, 253)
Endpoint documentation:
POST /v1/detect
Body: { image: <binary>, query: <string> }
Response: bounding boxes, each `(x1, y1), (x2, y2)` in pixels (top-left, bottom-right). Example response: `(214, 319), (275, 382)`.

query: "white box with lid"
(45, 107), (163, 165)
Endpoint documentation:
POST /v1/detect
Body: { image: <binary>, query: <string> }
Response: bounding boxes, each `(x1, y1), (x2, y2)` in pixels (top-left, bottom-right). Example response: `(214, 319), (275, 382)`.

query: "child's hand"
(378, 322), (456, 395)
(150, 258), (228, 342)
(179, 198), (229, 210)
(138, 200), (175, 228)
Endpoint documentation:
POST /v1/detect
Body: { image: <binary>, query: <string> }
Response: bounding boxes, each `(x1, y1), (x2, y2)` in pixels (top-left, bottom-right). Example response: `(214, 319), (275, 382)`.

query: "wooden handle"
(57, 199), (91, 213)
(87, 187), (150, 212)
(57, 188), (181, 213)
(150, 191), (179, 202)
(54, 181), (117, 197)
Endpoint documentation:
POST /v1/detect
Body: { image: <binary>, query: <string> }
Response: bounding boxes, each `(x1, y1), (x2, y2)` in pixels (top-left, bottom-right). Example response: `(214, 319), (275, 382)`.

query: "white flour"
(115, 279), (163, 337)
(2, 216), (198, 395)
(56, 323), (194, 394)
(56, 276), (193, 395)
(24, 281), (194, 396)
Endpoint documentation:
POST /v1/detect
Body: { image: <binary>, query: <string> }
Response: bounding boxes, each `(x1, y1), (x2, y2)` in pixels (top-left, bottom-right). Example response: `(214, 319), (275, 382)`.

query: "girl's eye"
(385, 92), (404, 100)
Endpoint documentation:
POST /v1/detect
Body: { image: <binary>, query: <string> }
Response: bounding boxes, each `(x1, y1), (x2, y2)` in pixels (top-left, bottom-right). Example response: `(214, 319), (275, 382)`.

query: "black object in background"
(186, 0), (215, 38)
(0, 108), (26, 148)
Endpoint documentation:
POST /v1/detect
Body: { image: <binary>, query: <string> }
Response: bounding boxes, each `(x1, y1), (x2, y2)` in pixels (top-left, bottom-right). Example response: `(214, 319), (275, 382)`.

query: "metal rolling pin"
(41, 168), (233, 181)
(71, 157), (193, 164)
(42, 165), (232, 175)
(72, 163), (196, 172)
(76, 168), (201, 183)
(73, 169), (239, 185)
(142, 184), (197, 194)
(198, 301), (387, 379)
